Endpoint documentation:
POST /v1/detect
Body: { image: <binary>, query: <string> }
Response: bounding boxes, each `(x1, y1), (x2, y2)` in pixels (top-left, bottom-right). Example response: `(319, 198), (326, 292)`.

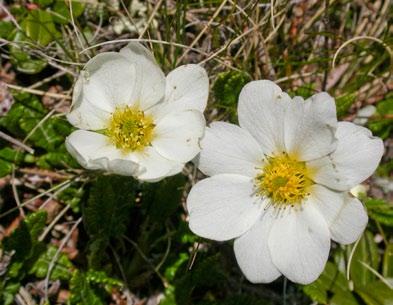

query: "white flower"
(65, 42), (208, 182)
(187, 80), (384, 284)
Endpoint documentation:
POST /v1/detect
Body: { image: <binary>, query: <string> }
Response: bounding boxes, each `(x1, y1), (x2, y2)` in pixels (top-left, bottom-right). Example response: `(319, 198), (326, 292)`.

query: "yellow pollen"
(255, 154), (312, 206)
(107, 106), (155, 152)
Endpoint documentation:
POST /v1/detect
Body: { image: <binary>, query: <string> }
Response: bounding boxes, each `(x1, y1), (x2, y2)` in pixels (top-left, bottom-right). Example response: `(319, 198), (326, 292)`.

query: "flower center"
(107, 106), (155, 151)
(255, 154), (312, 206)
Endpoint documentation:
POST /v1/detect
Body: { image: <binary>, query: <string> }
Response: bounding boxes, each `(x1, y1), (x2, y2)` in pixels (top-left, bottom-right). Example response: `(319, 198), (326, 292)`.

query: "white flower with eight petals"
(66, 42), (209, 181)
(187, 80), (384, 284)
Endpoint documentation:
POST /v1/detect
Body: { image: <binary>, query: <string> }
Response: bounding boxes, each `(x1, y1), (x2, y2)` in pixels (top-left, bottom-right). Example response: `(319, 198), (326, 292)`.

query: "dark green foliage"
(69, 270), (105, 305)
(1, 211), (47, 302)
(174, 254), (227, 305)
(213, 71), (251, 107)
(212, 71), (251, 121)
(69, 269), (122, 305)
(84, 175), (136, 268)
(148, 174), (186, 222)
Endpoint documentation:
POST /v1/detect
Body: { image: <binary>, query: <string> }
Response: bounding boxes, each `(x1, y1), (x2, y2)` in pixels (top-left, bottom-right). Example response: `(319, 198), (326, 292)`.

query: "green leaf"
(57, 184), (84, 213)
(365, 198), (393, 227)
(383, 243), (393, 278)
(53, 0), (85, 24)
(25, 210), (47, 241)
(349, 231), (380, 287)
(164, 252), (189, 281)
(0, 21), (14, 39)
(303, 262), (357, 305)
(336, 93), (356, 117)
(213, 71), (251, 107)
(32, 0), (54, 7)
(29, 245), (73, 280)
(84, 175), (136, 267)
(10, 32), (47, 74)
(69, 270), (105, 305)
(174, 254), (227, 305)
(0, 92), (73, 152)
(1, 282), (21, 305)
(356, 281), (393, 305)
(21, 9), (60, 46)
(148, 175), (186, 222)
(85, 270), (122, 288)
(212, 71), (251, 122)
(36, 144), (79, 169)
(2, 211), (47, 279)
(289, 84), (316, 99)
(0, 160), (13, 177)
(368, 97), (393, 139)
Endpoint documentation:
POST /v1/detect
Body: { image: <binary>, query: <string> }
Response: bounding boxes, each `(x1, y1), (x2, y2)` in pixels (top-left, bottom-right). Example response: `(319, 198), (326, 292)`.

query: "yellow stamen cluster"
(256, 154), (312, 206)
(107, 106), (155, 152)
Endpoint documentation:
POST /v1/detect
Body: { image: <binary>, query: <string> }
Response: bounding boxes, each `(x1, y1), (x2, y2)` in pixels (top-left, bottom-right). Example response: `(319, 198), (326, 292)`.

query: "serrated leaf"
(29, 245), (73, 280)
(336, 93), (356, 117)
(213, 71), (251, 107)
(84, 175), (136, 268)
(85, 270), (122, 288)
(25, 210), (47, 241)
(148, 175), (185, 222)
(2, 211), (47, 280)
(174, 254), (227, 305)
(69, 270), (105, 305)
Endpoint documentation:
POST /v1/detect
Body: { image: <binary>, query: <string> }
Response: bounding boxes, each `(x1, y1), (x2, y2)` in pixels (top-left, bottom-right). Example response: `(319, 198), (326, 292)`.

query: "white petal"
(152, 110), (205, 163)
(284, 92), (337, 161)
(308, 122), (384, 191)
(119, 42), (166, 110)
(165, 64), (209, 112)
(238, 80), (290, 155)
(268, 204), (331, 284)
(187, 174), (263, 241)
(198, 122), (263, 177)
(329, 196), (368, 245)
(131, 146), (184, 182)
(67, 77), (111, 130)
(310, 184), (368, 244)
(65, 130), (138, 176)
(234, 209), (281, 283)
(77, 52), (138, 108)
